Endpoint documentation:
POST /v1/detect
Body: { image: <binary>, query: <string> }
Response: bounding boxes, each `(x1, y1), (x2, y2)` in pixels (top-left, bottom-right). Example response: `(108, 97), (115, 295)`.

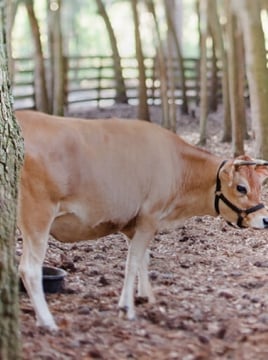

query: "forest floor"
(18, 105), (268, 360)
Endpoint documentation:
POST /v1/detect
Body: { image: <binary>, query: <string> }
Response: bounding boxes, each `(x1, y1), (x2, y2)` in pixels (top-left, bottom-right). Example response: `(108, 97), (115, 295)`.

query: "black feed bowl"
(19, 266), (67, 294)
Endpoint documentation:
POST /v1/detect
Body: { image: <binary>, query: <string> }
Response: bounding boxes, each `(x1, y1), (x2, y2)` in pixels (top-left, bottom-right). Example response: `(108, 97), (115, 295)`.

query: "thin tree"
(0, 0), (24, 358)
(208, 31), (218, 113)
(146, 0), (169, 128)
(164, 0), (188, 115)
(198, 0), (208, 145)
(167, 21), (177, 132)
(210, 0), (231, 142)
(24, 0), (49, 112)
(131, 0), (150, 121)
(47, 0), (65, 115)
(96, 0), (128, 104)
(225, 1), (245, 156)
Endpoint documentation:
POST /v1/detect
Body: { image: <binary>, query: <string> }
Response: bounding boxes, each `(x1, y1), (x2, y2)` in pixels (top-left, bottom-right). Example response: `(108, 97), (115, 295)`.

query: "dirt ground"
(18, 105), (268, 360)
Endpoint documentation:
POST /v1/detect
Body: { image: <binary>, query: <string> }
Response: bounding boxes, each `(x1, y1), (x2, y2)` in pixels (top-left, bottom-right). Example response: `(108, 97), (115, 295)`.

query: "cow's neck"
(177, 147), (224, 219)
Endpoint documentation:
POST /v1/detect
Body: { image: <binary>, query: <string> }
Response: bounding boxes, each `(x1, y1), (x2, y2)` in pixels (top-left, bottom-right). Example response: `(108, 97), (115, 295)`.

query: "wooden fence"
(12, 55), (205, 110)
(13, 57), (35, 109)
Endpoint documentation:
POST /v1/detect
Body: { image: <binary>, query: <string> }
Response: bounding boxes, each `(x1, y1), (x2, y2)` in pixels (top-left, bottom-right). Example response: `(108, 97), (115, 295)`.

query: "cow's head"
(215, 155), (268, 229)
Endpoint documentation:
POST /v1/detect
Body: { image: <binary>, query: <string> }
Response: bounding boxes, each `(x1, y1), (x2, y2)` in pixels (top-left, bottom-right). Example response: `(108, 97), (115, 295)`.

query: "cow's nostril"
(263, 218), (268, 227)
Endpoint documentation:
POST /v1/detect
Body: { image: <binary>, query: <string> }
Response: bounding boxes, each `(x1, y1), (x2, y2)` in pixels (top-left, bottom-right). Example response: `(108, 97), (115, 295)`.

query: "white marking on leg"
(18, 206), (58, 330)
(119, 217), (155, 319)
(20, 261), (57, 330)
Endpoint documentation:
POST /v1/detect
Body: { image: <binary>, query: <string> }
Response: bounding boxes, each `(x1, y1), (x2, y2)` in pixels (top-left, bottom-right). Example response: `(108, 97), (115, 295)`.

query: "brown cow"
(16, 110), (268, 330)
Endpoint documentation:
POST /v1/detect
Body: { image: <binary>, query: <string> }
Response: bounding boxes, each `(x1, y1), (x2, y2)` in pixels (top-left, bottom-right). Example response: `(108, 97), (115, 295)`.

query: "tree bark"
(96, 0), (128, 104)
(0, 1), (24, 358)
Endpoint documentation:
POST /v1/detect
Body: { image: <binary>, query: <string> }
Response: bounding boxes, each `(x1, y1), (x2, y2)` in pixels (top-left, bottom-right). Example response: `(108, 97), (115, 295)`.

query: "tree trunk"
(167, 23), (177, 132)
(96, 0), (128, 104)
(226, 2), (245, 156)
(199, 0), (208, 145)
(25, 0), (49, 112)
(47, 0), (65, 115)
(208, 32), (218, 112)
(0, 1), (24, 358)
(164, 0), (188, 115)
(131, 0), (150, 121)
(236, 30), (249, 141)
(234, 0), (268, 158)
(208, 0), (232, 141)
(146, 0), (169, 128)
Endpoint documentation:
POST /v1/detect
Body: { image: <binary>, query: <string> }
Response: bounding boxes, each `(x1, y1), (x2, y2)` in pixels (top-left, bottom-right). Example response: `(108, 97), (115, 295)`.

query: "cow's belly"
(50, 213), (121, 243)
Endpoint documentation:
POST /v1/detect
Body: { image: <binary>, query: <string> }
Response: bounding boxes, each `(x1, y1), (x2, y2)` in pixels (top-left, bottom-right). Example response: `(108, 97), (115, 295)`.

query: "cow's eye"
(237, 184), (247, 195)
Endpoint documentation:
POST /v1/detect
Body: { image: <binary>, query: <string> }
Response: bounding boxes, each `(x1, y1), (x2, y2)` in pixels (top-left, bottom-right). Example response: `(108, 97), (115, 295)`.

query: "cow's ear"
(255, 165), (268, 184)
(220, 163), (235, 186)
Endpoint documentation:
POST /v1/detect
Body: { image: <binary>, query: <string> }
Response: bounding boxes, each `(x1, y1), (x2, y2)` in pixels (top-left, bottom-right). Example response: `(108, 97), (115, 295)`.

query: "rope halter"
(214, 160), (265, 228)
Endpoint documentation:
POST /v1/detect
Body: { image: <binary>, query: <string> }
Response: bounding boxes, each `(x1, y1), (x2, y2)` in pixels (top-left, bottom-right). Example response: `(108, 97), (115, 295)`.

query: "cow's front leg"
(19, 233), (57, 330)
(18, 200), (58, 330)
(118, 216), (156, 320)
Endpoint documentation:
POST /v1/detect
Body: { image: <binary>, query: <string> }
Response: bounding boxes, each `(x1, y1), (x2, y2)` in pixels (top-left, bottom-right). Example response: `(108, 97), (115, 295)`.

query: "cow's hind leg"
(137, 249), (155, 303)
(18, 203), (58, 330)
(118, 216), (156, 320)
(123, 237), (155, 304)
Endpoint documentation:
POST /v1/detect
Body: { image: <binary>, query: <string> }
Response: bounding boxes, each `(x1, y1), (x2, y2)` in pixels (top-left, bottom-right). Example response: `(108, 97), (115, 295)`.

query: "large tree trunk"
(96, 0), (128, 104)
(233, 0), (268, 158)
(0, 1), (23, 358)
(131, 0), (150, 121)
(25, 0), (49, 112)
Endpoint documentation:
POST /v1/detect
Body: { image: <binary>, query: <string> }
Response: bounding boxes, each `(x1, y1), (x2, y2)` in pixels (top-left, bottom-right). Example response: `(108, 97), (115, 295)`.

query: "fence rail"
(12, 55), (208, 110)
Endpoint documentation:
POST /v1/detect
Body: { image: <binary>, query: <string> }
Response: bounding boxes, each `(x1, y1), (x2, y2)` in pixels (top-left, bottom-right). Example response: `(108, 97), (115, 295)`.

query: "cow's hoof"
(118, 306), (136, 320)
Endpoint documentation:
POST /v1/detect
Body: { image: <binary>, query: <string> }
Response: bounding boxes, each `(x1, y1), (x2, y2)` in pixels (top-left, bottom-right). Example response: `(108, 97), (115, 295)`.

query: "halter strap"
(214, 160), (265, 228)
